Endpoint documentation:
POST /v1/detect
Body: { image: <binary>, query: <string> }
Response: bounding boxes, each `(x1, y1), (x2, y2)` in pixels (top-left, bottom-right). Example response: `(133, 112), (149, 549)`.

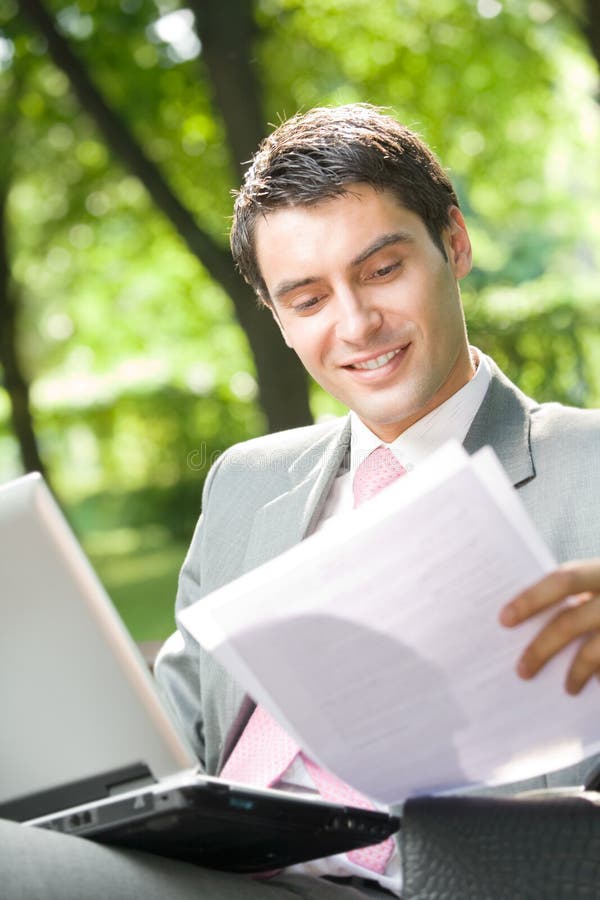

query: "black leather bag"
(401, 792), (600, 899)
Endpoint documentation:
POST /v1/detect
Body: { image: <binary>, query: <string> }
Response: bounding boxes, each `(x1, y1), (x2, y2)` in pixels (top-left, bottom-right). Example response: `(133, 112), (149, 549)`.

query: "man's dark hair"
(230, 103), (459, 305)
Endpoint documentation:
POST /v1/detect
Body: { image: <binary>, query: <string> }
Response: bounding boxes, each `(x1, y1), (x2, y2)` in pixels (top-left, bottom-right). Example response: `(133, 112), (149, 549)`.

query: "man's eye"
(370, 263), (399, 279)
(294, 296), (323, 312)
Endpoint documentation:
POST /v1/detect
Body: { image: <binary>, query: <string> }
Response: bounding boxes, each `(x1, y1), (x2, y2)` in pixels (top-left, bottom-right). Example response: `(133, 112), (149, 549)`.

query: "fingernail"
(500, 604), (517, 626)
(517, 659), (531, 679)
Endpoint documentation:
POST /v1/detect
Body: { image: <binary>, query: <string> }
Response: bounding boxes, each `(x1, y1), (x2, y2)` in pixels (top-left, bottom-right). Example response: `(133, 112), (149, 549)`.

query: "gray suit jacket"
(155, 358), (600, 795)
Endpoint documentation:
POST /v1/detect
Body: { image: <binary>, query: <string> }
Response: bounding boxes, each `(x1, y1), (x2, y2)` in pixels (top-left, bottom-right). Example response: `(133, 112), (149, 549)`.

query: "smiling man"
(157, 104), (600, 896)
(255, 186), (473, 441)
(3, 104), (600, 900)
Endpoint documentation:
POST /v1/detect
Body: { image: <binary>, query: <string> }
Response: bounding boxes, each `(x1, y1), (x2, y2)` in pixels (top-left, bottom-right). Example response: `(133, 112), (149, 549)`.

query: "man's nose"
(335, 290), (382, 344)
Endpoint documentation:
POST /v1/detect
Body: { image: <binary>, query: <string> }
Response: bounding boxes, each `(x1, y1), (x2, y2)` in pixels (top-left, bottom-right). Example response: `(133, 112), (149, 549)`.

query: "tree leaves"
(1, 0), (599, 495)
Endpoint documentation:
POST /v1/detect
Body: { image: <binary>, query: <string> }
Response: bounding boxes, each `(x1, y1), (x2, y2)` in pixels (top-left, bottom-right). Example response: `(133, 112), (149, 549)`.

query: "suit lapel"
(218, 418), (351, 771)
(242, 418), (351, 574)
(243, 362), (535, 580)
(464, 358), (536, 488)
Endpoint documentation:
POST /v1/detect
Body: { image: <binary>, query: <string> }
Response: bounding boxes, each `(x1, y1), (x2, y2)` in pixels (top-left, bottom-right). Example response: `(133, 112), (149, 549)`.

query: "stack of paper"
(180, 442), (598, 803)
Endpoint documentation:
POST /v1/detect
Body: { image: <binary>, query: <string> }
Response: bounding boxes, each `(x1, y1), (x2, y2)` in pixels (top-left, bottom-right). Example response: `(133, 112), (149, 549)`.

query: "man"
(1, 104), (599, 899)
(156, 103), (600, 893)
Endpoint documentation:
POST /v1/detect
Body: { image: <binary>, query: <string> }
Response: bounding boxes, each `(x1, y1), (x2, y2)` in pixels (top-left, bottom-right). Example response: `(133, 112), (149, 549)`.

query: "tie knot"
(353, 446), (407, 507)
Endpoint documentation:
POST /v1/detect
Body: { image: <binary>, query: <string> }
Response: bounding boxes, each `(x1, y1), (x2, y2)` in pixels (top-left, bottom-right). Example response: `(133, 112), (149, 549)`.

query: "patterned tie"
(220, 706), (395, 873)
(353, 445), (407, 507)
(220, 445), (407, 874)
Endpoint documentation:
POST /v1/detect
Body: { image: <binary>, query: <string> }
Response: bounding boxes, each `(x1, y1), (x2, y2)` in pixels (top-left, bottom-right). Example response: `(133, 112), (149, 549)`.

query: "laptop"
(0, 473), (399, 872)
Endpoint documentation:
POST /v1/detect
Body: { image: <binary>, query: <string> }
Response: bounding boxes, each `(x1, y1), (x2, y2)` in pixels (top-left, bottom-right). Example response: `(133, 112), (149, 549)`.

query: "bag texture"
(401, 792), (600, 900)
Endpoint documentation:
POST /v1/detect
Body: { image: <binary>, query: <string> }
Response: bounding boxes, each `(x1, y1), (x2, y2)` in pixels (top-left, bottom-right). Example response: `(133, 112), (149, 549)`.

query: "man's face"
(255, 184), (474, 442)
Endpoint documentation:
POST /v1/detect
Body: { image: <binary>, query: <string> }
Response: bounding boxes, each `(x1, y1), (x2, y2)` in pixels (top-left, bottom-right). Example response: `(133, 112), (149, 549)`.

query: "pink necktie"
(353, 445), (407, 507)
(221, 446), (406, 874)
(220, 706), (394, 873)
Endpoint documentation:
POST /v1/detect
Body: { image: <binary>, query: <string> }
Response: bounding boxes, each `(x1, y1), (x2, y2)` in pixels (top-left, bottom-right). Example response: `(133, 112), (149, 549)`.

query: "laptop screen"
(0, 473), (196, 807)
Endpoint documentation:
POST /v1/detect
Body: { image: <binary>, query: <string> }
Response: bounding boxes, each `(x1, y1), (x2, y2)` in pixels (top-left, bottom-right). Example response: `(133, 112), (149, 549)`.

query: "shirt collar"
(348, 348), (491, 476)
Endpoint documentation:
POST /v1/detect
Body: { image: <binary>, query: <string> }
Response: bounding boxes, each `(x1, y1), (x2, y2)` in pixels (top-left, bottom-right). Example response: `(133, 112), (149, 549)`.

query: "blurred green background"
(1, 0), (599, 642)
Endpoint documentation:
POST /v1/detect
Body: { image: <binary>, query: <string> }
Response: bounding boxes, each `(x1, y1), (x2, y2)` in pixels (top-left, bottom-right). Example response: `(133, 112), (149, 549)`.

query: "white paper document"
(180, 442), (600, 804)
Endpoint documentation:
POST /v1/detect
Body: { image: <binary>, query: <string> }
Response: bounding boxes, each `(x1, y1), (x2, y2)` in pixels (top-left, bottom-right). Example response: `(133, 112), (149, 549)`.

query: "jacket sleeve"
(153, 457), (224, 769)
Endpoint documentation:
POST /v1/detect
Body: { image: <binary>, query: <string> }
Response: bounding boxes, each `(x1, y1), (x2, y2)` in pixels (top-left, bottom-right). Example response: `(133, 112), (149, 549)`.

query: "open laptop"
(0, 473), (399, 872)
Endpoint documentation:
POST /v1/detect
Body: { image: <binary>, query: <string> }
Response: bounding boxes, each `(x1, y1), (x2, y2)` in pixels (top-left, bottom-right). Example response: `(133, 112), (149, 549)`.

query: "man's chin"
(352, 407), (422, 441)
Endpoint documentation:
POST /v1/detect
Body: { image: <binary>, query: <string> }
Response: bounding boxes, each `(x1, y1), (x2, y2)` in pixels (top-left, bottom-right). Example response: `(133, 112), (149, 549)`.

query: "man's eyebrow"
(351, 231), (415, 267)
(273, 276), (319, 304)
(272, 231), (415, 303)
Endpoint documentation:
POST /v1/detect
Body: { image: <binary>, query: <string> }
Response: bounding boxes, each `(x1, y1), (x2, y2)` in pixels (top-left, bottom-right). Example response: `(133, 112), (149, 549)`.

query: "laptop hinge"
(0, 761), (155, 822)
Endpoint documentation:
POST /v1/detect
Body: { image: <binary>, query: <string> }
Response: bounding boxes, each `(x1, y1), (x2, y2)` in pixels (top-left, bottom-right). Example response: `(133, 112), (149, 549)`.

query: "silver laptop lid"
(0, 473), (196, 805)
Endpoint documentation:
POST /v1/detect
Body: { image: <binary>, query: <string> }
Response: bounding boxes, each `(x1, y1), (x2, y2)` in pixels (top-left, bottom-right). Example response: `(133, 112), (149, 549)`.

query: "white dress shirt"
(278, 349), (491, 895)
(319, 349), (491, 529)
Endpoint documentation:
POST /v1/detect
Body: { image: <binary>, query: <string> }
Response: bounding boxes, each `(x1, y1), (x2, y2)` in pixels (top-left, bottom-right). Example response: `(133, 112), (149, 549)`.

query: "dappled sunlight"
(0, 0), (598, 638)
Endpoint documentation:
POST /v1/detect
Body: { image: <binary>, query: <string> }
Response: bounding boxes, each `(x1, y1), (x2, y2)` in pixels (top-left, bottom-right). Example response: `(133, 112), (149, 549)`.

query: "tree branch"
(18, 0), (235, 288)
(17, 0), (312, 430)
(0, 182), (48, 477)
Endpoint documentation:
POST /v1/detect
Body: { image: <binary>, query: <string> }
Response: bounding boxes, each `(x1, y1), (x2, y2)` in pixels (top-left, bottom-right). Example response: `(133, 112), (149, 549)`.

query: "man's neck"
(349, 349), (490, 471)
(362, 346), (478, 444)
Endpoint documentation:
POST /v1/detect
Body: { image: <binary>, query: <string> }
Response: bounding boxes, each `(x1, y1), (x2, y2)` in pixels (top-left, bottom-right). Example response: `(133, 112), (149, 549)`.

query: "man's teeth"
(352, 349), (400, 370)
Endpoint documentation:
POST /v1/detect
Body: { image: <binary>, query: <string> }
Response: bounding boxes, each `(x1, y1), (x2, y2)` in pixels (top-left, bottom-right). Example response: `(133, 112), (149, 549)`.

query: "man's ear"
(268, 301), (293, 348)
(445, 206), (472, 280)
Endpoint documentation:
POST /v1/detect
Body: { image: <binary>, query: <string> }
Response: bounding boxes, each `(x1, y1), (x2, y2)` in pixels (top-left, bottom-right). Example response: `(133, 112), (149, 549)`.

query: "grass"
(83, 529), (188, 642)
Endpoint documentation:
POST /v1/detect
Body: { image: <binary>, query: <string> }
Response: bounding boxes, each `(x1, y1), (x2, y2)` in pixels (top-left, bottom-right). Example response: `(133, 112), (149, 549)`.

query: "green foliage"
(84, 529), (188, 640)
(0, 0), (599, 636)
(465, 278), (600, 406)
(40, 381), (263, 500)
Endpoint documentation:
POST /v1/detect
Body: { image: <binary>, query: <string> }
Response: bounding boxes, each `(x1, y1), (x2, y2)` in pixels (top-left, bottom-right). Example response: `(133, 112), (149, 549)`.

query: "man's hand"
(499, 560), (600, 695)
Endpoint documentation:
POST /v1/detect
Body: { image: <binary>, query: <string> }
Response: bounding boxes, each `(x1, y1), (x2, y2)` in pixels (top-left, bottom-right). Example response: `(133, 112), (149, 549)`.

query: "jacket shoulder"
(201, 416), (348, 509)
(530, 401), (600, 448)
(221, 418), (347, 463)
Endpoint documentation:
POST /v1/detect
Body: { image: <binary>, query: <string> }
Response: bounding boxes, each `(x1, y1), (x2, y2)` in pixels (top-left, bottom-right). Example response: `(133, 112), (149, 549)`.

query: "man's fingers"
(498, 560), (600, 690)
(566, 633), (600, 694)
(516, 595), (600, 681)
(500, 560), (600, 627)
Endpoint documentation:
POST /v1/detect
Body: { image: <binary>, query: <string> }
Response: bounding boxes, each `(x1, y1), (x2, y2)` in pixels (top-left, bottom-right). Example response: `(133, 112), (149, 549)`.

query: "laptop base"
(26, 778), (400, 873)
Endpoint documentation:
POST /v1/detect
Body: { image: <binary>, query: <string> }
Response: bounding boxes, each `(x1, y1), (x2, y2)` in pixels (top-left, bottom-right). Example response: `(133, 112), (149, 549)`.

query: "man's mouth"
(348, 348), (403, 371)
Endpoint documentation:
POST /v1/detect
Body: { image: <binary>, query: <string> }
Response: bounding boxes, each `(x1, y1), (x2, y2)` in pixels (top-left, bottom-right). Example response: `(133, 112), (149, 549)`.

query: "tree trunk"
(583, 0), (600, 72)
(190, 0), (265, 182)
(190, 0), (316, 428)
(16, 0), (312, 432)
(0, 185), (47, 477)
